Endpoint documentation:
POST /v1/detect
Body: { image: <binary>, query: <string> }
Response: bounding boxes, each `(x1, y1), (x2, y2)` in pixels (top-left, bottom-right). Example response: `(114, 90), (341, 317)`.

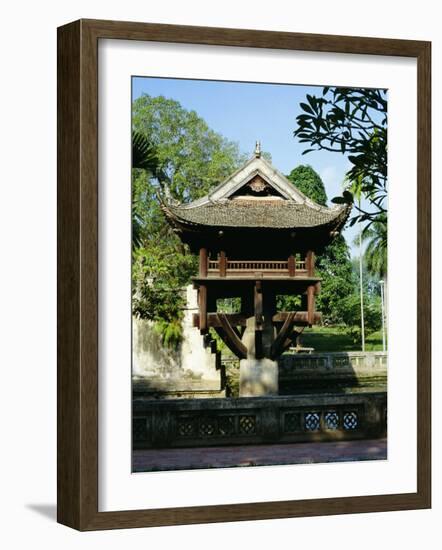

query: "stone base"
(239, 358), (278, 397)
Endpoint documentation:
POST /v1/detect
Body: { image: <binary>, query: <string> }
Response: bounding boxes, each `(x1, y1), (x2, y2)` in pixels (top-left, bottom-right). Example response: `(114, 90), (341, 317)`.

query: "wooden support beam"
(216, 313), (247, 359)
(273, 311), (322, 324)
(199, 284), (207, 333)
(255, 330), (263, 360)
(193, 311), (322, 328)
(280, 328), (301, 353)
(193, 313), (243, 327)
(270, 311), (296, 359)
(306, 250), (315, 276)
(282, 330), (301, 352)
(219, 250), (226, 277)
(199, 247), (208, 277)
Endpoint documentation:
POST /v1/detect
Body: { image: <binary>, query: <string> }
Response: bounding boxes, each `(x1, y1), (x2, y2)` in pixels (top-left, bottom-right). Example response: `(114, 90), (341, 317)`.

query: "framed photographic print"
(57, 19), (431, 530)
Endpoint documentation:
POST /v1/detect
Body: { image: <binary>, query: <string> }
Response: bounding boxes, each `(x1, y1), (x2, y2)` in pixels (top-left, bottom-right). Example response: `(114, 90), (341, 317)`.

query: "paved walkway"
(133, 438), (387, 472)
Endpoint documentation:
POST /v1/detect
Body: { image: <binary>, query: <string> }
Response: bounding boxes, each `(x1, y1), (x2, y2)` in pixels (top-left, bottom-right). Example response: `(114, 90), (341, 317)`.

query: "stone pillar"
(239, 316), (278, 397)
(239, 357), (278, 396)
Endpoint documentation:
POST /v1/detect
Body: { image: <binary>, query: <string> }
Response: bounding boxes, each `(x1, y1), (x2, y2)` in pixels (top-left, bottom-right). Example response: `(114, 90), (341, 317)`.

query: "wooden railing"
(207, 259), (307, 276)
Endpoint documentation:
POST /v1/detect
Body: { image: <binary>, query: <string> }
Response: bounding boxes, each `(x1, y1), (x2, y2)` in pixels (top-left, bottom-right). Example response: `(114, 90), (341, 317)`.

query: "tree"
(333, 258), (384, 344)
(316, 235), (357, 324)
(132, 94), (246, 201)
(339, 292), (382, 342)
(131, 131), (161, 248)
(132, 129), (160, 173)
(294, 87), (387, 227)
(360, 212), (387, 278)
(358, 214), (388, 339)
(131, 95), (246, 347)
(350, 257), (382, 298)
(286, 165), (356, 323)
(287, 164), (328, 206)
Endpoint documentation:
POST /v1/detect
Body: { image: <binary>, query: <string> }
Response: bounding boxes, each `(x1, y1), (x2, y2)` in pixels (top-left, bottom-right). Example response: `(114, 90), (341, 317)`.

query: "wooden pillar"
(198, 248), (208, 332)
(241, 286), (253, 318)
(199, 284), (207, 333)
(254, 280), (263, 330)
(306, 250), (315, 277)
(306, 251), (316, 324)
(199, 247), (208, 277)
(288, 254), (295, 277)
(307, 284), (315, 326)
(219, 250), (227, 277)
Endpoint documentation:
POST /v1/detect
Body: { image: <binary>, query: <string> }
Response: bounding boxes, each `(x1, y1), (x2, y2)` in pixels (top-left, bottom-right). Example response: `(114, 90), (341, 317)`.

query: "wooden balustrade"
(206, 259), (308, 276)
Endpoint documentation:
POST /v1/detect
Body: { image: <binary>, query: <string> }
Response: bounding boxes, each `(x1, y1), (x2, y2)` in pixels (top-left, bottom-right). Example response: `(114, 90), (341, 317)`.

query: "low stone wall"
(223, 351), (387, 396)
(133, 391), (387, 449)
(279, 351), (387, 372)
(279, 351), (387, 393)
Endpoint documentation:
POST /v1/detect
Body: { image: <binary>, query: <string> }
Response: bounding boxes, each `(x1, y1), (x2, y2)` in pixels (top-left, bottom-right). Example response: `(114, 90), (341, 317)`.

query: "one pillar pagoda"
(162, 143), (350, 396)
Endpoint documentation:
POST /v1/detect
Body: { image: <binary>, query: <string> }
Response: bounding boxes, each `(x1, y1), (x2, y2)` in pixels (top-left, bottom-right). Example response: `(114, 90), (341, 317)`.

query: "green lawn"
(223, 326), (386, 397)
(298, 326), (385, 352)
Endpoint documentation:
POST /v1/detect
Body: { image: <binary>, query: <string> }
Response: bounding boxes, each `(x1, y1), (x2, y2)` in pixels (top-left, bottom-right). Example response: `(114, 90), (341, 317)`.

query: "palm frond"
(132, 130), (159, 173)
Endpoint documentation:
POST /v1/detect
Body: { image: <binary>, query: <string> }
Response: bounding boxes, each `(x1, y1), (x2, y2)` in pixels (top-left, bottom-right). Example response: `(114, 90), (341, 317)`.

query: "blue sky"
(132, 77), (359, 254)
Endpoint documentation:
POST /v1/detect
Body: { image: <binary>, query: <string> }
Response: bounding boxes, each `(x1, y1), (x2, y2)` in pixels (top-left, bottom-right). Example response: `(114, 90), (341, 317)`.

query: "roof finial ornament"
(162, 182), (179, 206)
(254, 140), (262, 158)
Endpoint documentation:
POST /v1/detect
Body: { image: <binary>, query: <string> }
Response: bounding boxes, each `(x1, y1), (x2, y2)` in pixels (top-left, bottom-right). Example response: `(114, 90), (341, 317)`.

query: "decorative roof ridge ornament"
(207, 195), (227, 206)
(156, 183), (180, 207)
(254, 140), (262, 158)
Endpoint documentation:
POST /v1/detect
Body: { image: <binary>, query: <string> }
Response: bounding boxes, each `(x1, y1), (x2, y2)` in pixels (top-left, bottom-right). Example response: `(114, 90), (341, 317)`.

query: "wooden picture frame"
(57, 18), (431, 530)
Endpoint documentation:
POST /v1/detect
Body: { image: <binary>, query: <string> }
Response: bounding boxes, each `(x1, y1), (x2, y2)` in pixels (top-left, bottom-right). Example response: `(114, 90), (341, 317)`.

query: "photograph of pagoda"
(131, 78), (388, 472)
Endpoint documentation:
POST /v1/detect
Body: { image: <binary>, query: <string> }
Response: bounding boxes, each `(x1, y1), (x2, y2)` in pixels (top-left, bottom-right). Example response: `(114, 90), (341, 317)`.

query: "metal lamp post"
(358, 204), (365, 352)
(380, 279), (386, 351)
